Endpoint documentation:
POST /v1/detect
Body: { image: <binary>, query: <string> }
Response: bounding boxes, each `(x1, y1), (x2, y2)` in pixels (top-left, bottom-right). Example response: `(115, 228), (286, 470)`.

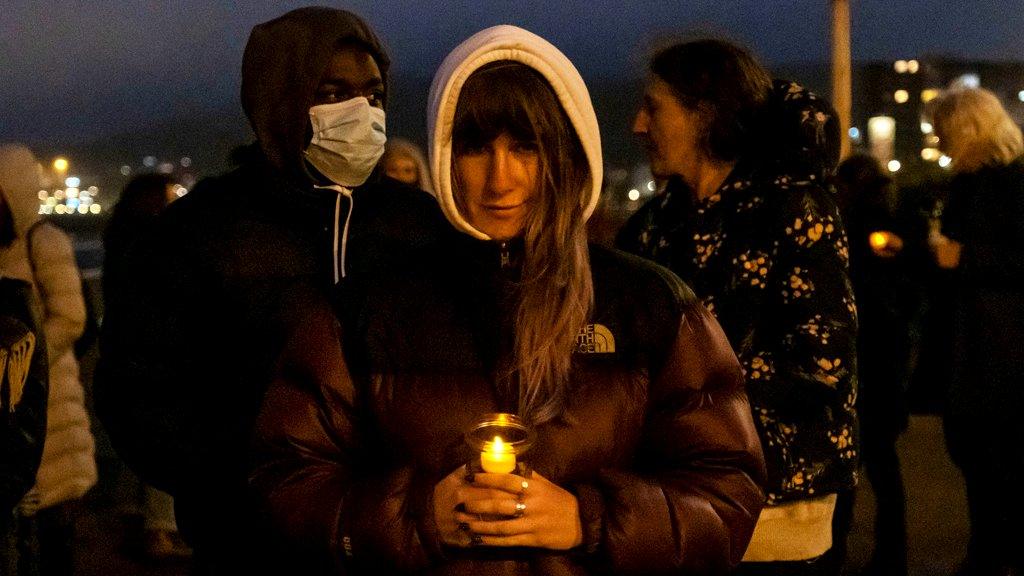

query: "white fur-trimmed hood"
(426, 25), (603, 240)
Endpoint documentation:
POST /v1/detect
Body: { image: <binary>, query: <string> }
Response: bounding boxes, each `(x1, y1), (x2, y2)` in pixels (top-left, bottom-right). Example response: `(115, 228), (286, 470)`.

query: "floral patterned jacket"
(617, 81), (858, 504)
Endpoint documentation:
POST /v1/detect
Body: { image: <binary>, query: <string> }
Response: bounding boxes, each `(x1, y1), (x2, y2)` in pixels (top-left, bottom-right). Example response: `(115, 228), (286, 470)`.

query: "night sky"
(2, 0), (1022, 148)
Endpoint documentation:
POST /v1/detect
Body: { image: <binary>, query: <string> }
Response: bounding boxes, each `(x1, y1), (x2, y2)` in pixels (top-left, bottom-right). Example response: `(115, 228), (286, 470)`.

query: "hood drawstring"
(315, 184), (354, 283)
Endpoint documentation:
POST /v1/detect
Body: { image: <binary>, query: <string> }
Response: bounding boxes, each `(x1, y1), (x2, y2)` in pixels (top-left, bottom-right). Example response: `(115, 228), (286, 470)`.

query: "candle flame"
(490, 435), (508, 453)
(869, 231), (888, 249)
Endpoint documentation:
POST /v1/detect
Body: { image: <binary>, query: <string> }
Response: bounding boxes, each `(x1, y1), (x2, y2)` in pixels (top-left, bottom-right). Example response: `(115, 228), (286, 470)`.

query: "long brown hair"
(452, 61), (593, 425)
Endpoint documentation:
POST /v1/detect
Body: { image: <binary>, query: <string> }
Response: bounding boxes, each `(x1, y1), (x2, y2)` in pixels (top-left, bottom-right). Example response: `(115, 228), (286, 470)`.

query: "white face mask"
(304, 96), (387, 187)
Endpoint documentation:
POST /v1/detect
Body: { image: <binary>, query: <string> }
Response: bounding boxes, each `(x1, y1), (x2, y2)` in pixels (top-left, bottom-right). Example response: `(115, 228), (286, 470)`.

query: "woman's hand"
(929, 231), (962, 269)
(433, 467), (583, 550)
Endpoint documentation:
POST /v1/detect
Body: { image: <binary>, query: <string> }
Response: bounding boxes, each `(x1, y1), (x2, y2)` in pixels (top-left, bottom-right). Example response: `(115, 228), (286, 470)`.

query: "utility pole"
(832, 0), (852, 160)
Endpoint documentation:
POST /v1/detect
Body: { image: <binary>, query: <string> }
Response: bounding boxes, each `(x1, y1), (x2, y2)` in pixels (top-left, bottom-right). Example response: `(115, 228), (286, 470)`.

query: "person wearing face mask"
(250, 26), (765, 575)
(94, 7), (444, 575)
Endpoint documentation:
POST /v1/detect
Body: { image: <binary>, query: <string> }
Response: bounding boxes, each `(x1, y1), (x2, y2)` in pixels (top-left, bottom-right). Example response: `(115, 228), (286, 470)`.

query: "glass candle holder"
(464, 413), (535, 477)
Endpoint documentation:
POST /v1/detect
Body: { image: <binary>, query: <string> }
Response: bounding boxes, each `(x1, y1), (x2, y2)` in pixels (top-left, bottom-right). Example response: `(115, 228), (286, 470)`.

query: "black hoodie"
(95, 8), (442, 574)
(241, 6), (390, 184)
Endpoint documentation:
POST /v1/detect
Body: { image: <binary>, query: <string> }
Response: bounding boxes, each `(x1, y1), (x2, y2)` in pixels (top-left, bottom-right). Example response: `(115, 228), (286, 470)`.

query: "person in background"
(94, 7), (441, 574)
(831, 154), (914, 576)
(0, 144), (97, 576)
(382, 137), (434, 195)
(250, 25), (765, 575)
(928, 87), (1024, 576)
(101, 173), (190, 561)
(1, 194), (49, 576)
(617, 40), (857, 575)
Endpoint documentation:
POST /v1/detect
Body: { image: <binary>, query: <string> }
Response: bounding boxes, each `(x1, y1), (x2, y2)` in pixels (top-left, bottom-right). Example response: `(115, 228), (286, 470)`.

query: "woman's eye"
(512, 141), (538, 153)
(458, 145), (486, 156)
(368, 92), (384, 108)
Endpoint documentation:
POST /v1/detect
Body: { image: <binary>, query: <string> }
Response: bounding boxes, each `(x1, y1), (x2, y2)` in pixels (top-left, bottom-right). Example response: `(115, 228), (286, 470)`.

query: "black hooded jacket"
(94, 7), (444, 571)
(0, 277), (48, 514)
(241, 6), (390, 183)
(618, 81), (858, 505)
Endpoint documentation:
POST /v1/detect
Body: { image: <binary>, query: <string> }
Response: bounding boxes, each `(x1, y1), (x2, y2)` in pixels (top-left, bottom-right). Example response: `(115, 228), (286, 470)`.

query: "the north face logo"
(574, 323), (615, 354)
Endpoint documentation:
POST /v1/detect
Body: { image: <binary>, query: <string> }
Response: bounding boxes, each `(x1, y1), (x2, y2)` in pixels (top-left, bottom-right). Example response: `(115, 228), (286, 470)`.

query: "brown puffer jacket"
(251, 238), (766, 575)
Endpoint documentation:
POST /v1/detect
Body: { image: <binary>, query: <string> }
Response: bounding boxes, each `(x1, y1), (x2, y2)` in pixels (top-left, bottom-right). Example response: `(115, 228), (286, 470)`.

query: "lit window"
(887, 160), (902, 173)
(907, 60), (920, 74)
(921, 148), (941, 161)
(894, 90), (910, 104)
(627, 189), (640, 202)
(921, 89), (940, 103)
(868, 116), (896, 142)
(894, 60), (908, 74)
(953, 73), (980, 89)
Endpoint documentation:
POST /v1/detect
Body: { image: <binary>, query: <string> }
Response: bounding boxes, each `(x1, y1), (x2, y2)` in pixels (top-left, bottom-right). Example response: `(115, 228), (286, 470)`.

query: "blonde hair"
(382, 138), (434, 195)
(931, 88), (1023, 173)
(452, 62), (593, 425)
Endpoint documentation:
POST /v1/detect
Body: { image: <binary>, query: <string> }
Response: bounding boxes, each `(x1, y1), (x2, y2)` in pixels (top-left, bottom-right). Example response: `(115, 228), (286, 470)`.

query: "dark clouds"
(1, 0), (1021, 143)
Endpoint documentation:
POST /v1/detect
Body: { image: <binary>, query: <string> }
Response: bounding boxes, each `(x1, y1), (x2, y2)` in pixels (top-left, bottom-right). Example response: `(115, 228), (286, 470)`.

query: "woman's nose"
(486, 150), (513, 192)
(632, 109), (649, 135)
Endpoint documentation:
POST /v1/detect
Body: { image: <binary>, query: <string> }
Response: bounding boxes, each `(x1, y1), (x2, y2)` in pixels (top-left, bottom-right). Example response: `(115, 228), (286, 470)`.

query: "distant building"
(852, 57), (1024, 181)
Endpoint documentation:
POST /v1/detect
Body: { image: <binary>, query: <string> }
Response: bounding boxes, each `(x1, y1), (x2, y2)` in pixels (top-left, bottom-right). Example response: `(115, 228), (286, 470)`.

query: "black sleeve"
(0, 279), (49, 513)
(93, 208), (210, 494)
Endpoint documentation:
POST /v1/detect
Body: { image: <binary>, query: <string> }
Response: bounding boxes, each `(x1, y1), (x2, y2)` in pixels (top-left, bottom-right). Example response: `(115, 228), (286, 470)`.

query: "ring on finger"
(517, 479), (528, 500)
(469, 533), (484, 547)
(513, 501), (526, 518)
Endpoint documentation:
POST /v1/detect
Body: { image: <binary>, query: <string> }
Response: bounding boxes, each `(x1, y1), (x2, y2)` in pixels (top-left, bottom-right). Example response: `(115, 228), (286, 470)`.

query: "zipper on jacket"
(500, 241), (512, 269)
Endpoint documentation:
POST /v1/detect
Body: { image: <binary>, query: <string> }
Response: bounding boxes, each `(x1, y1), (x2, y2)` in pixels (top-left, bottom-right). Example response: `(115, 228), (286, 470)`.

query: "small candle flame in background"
(869, 231), (888, 249)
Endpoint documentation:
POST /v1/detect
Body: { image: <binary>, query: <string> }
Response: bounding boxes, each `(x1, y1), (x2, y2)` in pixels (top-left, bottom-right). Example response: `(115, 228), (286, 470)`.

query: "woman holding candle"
(251, 26), (765, 575)
(927, 87), (1024, 576)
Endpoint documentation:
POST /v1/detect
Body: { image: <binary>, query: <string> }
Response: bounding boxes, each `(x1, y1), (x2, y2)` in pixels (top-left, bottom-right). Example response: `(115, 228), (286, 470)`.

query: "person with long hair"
(250, 26), (765, 575)
(928, 87), (1024, 576)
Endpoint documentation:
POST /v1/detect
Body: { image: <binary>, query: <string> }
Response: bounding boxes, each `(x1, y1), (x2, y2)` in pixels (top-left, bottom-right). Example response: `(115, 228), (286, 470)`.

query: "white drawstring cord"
(316, 185), (353, 283)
